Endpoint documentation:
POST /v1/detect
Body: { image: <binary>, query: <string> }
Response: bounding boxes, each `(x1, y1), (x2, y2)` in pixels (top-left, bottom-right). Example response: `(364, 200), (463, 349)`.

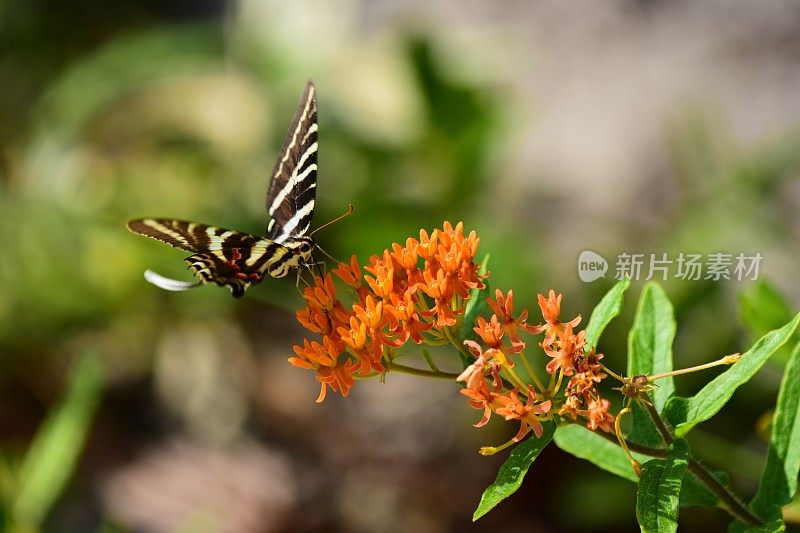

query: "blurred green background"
(1, 1), (800, 531)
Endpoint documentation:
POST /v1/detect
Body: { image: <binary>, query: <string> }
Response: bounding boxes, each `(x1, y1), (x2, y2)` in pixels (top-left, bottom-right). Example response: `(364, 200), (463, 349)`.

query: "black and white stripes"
(266, 82), (318, 243)
(126, 81), (321, 298)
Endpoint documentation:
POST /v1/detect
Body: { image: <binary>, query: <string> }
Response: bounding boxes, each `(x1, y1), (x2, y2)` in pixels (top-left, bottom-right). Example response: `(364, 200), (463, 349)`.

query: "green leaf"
(636, 439), (690, 533)
(750, 340), (800, 521)
(13, 353), (103, 527)
(628, 282), (676, 410)
(585, 279), (631, 349)
(554, 424), (647, 482)
(664, 312), (800, 437)
(627, 283), (677, 447)
(473, 421), (555, 520)
(729, 517), (786, 533)
(554, 425), (732, 511)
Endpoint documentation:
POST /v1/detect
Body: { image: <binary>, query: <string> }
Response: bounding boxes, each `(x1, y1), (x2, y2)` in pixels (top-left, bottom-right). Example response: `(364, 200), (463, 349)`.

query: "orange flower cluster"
(291, 222), (485, 402)
(291, 222), (613, 445)
(457, 289), (614, 441)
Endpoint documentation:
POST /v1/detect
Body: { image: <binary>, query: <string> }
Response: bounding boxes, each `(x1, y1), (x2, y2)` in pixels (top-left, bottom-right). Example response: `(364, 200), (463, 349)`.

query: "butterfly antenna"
(308, 204), (354, 237)
(313, 243), (341, 266)
(144, 270), (203, 292)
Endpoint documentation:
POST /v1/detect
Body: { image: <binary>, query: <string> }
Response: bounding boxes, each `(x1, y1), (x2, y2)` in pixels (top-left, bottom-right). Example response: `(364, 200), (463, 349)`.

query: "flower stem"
(637, 394), (761, 526)
(647, 353), (741, 382)
(518, 350), (546, 394)
(602, 364), (626, 383)
(388, 362), (460, 380)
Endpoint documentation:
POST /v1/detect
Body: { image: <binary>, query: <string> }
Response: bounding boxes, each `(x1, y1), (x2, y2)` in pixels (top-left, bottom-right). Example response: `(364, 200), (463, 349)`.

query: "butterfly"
(127, 81), (320, 298)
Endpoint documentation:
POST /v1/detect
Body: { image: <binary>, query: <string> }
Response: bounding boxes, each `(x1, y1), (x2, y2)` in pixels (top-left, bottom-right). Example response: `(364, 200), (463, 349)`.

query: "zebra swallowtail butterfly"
(127, 81), (319, 298)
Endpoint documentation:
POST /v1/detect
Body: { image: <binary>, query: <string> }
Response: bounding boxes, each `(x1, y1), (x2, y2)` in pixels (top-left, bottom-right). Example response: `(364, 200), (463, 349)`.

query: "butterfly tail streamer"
(143, 270), (203, 292)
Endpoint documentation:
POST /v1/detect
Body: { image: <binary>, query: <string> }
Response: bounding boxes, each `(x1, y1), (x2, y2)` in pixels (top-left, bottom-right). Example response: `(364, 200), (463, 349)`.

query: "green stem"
(388, 362), (459, 380)
(637, 395), (761, 526)
(421, 349), (440, 372)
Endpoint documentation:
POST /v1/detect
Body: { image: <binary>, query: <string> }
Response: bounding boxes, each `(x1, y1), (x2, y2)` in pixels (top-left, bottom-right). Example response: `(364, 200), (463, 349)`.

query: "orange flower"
(303, 272), (338, 311)
(417, 228), (438, 260)
(315, 360), (359, 402)
(390, 239), (419, 271)
(385, 292), (432, 344)
(460, 378), (496, 428)
(534, 290), (581, 346)
(544, 323), (585, 376)
(296, 305), (332, 336)
(364, 252), (395, 298)
(568, 349), (607, 394)
(333, 255), (362, 287)
(493, 389), (552, 440)
(558, 394), (582, 420)
(290, 336), (339, 368)
(338, 316), (368, 351)
(486, 289), (540, 347)
(474, 315), (505, 350)
(457, 340), (500, 390)
(353, 295), (386, 331)
(586, 398), (615, 433)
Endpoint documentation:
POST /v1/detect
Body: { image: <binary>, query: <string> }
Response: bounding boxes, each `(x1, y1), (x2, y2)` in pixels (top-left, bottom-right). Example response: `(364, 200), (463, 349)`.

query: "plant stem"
(637, 394), (761, 526)
(686, 458), (760, 525)
(388, 362), (459, 380)
(647, 353), (741, 382)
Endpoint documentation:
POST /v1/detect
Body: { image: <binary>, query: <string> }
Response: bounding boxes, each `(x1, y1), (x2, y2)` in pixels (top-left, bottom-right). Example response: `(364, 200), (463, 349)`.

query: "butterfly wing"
(126, 218), (206, 253)
(127, 218), (288, 298)
(265, 81), (318, 243)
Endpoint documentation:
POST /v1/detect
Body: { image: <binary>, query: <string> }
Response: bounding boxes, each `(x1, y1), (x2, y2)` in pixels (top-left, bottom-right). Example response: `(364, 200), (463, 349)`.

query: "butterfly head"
(265, 236), (315, 279)
(293, 236), (315, 259)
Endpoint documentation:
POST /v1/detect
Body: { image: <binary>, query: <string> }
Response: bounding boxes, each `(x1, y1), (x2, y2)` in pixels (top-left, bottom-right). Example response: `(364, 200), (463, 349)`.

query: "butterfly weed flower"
(291, 221), (486, 402)
(291, 222), (620, 449)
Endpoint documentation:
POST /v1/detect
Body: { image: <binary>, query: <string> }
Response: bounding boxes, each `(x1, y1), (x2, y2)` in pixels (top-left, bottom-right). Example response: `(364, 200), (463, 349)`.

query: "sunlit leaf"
(749, 340), (800, 521)
(585, 279), (631, 349)
(13, 353), (103, 527)
(627, 283), (676, 447)
(554, 424), (645, 482)
(628, 282), (676, 410)
(473, 421), (555, 520)
(664, 313), (800, 437)
(636, 439), (690, 533)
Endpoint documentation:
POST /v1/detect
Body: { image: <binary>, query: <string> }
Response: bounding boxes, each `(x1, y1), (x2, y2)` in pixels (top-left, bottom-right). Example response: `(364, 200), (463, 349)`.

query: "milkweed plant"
(293, 221), (800, 532)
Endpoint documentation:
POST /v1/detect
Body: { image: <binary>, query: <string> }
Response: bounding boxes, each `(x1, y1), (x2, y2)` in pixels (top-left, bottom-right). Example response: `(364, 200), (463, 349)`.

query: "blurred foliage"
(0, 0), (799, 531)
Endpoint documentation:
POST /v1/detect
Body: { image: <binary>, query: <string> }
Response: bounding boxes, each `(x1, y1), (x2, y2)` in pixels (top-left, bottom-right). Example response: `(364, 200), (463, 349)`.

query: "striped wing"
(127, 218), (288, 298)
(265, 81), (318, 243)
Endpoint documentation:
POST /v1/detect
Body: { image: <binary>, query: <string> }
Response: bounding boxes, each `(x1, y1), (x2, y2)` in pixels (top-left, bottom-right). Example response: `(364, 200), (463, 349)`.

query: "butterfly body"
(127, 82), (319, 298)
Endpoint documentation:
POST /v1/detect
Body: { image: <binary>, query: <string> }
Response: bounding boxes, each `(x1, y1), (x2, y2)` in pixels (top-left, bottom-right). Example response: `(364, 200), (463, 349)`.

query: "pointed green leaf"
(585, 279), (631, 349)
(627, 283), (677, 447)
(750, 340), (800, 521)
(664, 312), (800, 437)
(628, 282), (676, 410)
(729, 517), (785, 533)
(636, 439), (690, 533)
(554, 425), (730, 509)
(473, 421), (555, 520)
(554, 424), (646, 482)
(13, 353), (103, 527)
